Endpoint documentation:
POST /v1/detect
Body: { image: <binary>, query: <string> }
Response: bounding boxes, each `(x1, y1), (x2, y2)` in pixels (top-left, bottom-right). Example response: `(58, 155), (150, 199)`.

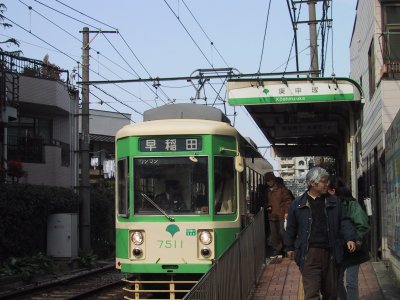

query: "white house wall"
(24, 145), (71, 187)
(19, 76), (71, 113)
(382, 81), (400, 132)
(79, 109), (131, 136)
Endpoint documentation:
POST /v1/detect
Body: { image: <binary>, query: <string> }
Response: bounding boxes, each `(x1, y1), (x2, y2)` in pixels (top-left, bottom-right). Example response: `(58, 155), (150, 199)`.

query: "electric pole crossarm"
(77, 70), (319, 85)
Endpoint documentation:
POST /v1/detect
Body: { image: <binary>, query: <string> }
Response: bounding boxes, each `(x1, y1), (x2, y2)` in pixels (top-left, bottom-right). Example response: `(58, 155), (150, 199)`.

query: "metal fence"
(183, 209), (266, 300)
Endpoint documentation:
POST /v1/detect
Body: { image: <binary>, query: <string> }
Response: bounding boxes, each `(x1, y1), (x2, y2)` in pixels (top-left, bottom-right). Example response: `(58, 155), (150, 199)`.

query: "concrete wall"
(24, 145), (72, 187)
(350, 0), (400, 282)
(80, 109), (131, 137)
(19, 76), (71, 113)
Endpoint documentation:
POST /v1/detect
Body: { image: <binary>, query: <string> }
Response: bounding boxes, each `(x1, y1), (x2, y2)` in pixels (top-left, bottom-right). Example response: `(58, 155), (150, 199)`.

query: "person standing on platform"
(284, 167), (357, 299)
(265, 172), (292, 257)
(328, 176), (370, 300)
(276, 176), (295, 200)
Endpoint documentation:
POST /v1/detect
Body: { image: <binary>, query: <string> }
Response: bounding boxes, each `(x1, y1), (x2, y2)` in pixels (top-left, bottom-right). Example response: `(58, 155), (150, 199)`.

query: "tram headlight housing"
(199, 230), (212, 245)
(200, 247), (211, 258)
(131, 231), (144, 245)
(132, 247), (143, 258)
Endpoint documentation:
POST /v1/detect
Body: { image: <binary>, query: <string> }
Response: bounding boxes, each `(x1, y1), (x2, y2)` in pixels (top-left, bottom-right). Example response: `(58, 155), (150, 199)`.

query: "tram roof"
(116, 118), (238, 139)
(228, 77), (364, 158)
(116, 104), (270, 165)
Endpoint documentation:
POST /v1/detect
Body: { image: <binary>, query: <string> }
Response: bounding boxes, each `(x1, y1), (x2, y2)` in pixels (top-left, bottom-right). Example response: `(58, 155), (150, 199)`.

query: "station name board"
(227, 78), (363, 105)
(140, 138), (202, 152)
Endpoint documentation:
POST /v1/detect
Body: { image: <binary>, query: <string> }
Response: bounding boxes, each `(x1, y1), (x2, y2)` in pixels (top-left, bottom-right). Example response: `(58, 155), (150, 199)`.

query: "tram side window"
(214, 156), (236, 214)
(117, 158), (129, 217)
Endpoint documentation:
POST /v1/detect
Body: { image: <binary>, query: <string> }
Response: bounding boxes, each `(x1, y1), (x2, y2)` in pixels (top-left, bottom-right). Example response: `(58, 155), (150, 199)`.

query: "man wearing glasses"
(284, 167), (356, 299)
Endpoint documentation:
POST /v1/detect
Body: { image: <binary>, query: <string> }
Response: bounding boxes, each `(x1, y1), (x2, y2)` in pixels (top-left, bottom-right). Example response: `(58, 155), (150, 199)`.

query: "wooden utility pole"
(79, 27), (119, 251)
(80, 27), (91, 251)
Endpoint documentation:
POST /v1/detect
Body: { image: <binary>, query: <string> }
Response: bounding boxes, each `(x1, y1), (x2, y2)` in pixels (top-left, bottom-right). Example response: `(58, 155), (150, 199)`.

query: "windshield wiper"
(140, 193), (175, 222)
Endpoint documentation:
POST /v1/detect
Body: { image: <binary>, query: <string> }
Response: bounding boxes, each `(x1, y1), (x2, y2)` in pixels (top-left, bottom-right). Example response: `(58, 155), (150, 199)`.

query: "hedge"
(0, 183), (115, 263)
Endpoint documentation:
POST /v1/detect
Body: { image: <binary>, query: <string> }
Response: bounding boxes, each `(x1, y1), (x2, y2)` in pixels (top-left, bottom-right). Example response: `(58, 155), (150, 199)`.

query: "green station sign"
(227, 78), (363, 105)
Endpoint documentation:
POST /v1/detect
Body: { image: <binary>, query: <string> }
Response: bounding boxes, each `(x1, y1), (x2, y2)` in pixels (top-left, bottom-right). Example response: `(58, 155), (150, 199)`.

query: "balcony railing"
(380, 61), (400, 79)
(0, 51), (69, 82)
(7, 135), (70, 166)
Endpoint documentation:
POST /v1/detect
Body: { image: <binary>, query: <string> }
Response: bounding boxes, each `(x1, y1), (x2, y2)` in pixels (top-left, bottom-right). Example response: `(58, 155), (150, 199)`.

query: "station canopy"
(227, 77), (364, 158)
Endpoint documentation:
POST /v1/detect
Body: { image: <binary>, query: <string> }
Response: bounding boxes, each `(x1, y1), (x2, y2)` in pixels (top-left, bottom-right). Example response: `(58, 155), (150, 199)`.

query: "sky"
(1, 0), (357, 170)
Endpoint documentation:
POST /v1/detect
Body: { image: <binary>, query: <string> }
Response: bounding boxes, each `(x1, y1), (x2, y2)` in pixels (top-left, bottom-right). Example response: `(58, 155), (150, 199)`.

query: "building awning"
(90, 134), (114, 143)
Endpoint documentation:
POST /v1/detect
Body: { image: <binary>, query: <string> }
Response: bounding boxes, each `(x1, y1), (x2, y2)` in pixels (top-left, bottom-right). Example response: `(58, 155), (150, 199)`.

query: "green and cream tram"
(115, 103), (272, 276)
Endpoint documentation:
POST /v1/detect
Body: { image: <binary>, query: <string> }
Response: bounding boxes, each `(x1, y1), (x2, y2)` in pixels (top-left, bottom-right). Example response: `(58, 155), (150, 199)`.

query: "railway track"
(0, 265), (127, 300)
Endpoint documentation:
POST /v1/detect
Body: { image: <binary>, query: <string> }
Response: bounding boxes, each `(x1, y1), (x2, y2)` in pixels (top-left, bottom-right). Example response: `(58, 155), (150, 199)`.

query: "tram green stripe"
(229, 93), (354, 105)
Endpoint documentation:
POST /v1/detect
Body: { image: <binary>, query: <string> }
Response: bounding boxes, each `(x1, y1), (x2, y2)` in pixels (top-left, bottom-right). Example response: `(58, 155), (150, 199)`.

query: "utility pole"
(80, 27), (91, 251)
(308, 1), (319, 75)
(79, 27), (119, 251)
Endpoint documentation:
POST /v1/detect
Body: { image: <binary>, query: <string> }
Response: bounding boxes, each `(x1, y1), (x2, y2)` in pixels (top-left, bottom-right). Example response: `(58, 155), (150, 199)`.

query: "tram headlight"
(131, 231), (144, 245)
(199, 230), (212, 245)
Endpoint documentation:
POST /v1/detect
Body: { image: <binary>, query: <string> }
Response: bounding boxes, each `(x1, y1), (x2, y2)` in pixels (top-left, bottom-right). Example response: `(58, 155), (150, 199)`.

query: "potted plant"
(7, 160), (25, 183)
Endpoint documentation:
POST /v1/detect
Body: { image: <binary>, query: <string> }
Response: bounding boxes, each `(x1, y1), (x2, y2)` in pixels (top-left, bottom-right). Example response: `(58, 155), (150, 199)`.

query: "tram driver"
(155, 180), (186, 212)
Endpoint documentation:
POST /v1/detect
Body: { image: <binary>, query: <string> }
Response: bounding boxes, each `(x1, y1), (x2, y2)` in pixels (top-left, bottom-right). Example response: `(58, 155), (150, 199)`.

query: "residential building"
(83, 109), (131, 184)
(0, 52), (131, 188)
(0, 52), (79, 187)
(278, 156), (311, 196)
(350, 0), (400, 279)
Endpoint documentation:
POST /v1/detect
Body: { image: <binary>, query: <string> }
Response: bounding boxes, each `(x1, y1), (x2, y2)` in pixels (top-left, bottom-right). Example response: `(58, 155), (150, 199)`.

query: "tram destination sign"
(140, 137), (202, 152)
(227, 78), (362, 105)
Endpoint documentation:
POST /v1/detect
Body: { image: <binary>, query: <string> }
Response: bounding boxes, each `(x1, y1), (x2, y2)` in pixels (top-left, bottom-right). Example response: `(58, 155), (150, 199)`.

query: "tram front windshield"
(134, 156), (208, 215)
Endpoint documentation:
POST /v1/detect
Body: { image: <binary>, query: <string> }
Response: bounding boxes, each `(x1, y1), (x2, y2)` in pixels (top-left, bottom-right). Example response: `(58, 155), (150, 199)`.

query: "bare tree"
(0, 3), (21, 55)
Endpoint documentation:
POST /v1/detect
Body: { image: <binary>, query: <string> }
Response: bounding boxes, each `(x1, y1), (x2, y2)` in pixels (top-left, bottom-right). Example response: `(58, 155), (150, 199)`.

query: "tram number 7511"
(157, 240), (183, 248)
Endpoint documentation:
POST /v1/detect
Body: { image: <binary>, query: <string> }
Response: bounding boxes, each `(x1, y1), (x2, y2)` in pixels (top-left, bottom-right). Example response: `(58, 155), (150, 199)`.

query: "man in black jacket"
(284, 167), (356, 299)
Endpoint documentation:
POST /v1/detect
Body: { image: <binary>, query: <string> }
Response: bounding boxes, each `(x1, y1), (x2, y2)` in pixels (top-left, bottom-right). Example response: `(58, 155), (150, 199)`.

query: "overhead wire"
(33, 0), (100, 29)
(89, 91), (136, 123)
(163, 0), (232, 116)
(89, 55), (154, 108)
(21, 0), (164, 109)
(8, 5), (150, 118)
(76, 73), (144, 116)
(180, 0), (230, 68)
(101, 33), (168, 105)
(32, 0), (170, 105)
(163, 0), (214, 68)
(258, 0), (273, 73)
(53, 0), (118, 31)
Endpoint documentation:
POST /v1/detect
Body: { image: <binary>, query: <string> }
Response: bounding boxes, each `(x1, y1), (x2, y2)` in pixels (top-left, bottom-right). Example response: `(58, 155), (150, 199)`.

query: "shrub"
(0, 184), (79, 263)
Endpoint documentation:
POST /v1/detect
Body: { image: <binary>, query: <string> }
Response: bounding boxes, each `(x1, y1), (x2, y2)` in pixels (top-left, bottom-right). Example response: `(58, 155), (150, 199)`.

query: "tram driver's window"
(214, 156), (236, 214)
(117, 158), (129, 217)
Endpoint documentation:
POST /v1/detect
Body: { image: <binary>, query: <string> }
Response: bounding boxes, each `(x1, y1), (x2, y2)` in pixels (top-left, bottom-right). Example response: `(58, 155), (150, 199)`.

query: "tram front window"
(134, 156), (209, 215)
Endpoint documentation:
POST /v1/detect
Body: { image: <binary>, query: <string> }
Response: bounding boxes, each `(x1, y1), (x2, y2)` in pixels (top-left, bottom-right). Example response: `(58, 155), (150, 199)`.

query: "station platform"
(249, 257), (400, 300)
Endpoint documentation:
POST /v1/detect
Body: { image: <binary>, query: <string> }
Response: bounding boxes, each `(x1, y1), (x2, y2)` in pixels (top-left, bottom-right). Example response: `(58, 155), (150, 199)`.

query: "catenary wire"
(29, 0), (169, 104)
(53, 0), (118, 31)
(7, 13), (148, 118)
(33, 0), (100, 30)
(17, 1), (161, 107)
(258, 0), (273, 73)
(163, 0), (214, 67)
(181, 0), (230, 68)
(89, 91), (136, 123)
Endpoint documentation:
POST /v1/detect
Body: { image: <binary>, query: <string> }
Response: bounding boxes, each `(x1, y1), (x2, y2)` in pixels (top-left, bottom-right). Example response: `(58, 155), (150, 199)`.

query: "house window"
(7, 117), (52, 163)
(368, 39), (375, 98)
(383, 4), (400, 62)
(8, 117), (52, 141)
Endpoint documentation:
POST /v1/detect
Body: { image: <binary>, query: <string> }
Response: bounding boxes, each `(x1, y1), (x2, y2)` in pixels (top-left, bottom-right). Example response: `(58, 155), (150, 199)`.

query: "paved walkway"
(250, 258), (399, 300)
